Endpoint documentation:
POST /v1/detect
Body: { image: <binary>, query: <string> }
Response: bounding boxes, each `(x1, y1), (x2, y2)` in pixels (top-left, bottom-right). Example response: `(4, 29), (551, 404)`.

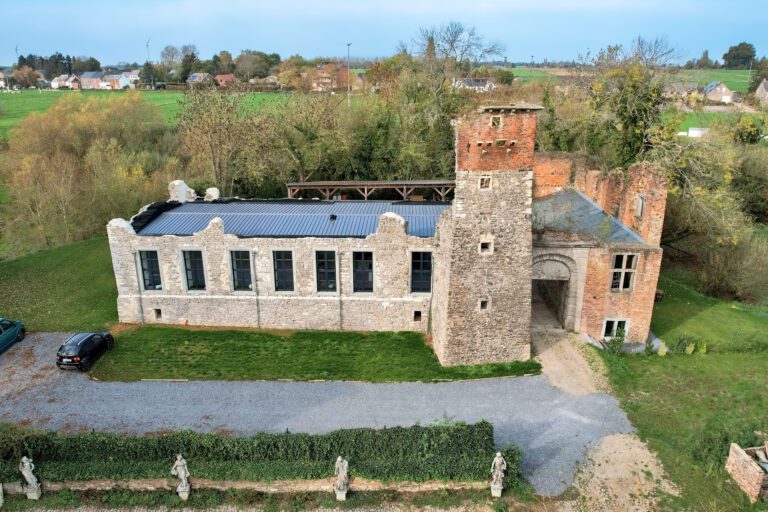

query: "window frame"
(138, 249), (163, 291)
(272, 250), (295, 292)
(602, 318), (629, 339)
(351, 250), (374, 294)
(610, 253), (639, 292)
(181, 249), (207, 292)
(314, 249), (339, 293)
(409, 250), (433, 294)
(479, 174), (493, 190)
(229, 249), (254, 293)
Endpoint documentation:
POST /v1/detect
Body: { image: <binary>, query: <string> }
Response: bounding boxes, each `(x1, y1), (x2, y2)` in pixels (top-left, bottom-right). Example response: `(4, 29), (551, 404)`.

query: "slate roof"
(532, 189), (644, 244)
(79, 71), (103, 79)
(136, 200), (451, 238)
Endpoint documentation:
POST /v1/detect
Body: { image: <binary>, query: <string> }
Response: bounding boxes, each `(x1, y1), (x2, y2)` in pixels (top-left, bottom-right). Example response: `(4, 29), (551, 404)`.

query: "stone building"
(108, 105), (667, 366)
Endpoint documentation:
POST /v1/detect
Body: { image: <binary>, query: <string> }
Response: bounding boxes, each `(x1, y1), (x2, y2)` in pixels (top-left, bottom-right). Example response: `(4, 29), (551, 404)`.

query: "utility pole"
(347, 42), (352, 108)
(145, 38), (154, 89)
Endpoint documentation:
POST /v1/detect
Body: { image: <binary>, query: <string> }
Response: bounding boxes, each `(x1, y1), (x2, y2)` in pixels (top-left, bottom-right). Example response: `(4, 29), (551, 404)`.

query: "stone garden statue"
(19, 456), (41, 500)
(334, 456), (349, 501)
(170, 454), (190, 501)
(490, 452), (507, 498)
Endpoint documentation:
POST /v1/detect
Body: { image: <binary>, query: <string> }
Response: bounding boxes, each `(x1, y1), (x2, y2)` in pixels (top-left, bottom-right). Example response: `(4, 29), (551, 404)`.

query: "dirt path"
(533, 331), (610, 396)
(532, 331), (679, 511)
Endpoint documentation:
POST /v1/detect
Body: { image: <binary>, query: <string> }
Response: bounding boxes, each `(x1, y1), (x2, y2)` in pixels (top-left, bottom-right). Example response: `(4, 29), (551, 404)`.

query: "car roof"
(64, 333), (95, 346)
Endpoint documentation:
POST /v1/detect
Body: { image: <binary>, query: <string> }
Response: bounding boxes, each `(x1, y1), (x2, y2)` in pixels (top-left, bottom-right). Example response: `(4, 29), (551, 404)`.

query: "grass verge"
(0, 237), (117, 331)
(600, 269), (768, 511)
(92, 325), (540, 382)
(0, 488), (545, 512)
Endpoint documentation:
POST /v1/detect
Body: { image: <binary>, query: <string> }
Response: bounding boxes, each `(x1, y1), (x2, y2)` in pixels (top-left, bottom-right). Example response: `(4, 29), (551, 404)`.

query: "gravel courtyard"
(0, 332), (633, 496)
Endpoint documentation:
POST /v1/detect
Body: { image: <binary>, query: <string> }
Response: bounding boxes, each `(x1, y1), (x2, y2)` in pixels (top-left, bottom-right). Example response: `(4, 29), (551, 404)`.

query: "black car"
(56, 332), (114, 371)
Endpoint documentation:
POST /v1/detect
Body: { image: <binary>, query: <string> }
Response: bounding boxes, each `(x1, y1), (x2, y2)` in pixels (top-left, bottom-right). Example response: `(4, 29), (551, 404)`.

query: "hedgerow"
(0, 422), (522, 488)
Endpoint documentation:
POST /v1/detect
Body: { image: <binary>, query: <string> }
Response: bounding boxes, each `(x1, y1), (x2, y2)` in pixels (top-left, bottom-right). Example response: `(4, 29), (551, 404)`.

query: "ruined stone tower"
(431, 105), (541, 365)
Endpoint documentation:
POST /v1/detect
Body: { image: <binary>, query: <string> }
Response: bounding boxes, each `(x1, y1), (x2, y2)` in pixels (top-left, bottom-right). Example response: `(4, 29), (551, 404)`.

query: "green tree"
(748, 57), (768, 93)
(179, 52), (199, 82)
(140, 61), (154, 87)
(722, 42), (756, 69)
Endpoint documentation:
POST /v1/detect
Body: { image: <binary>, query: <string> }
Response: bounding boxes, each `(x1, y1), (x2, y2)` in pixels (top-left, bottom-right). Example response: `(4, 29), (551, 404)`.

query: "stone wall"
(107, 213), (435, 333)
(725, 443), (768, 503)
(432, 107), (539, 365)
(531, 243), (590, 331)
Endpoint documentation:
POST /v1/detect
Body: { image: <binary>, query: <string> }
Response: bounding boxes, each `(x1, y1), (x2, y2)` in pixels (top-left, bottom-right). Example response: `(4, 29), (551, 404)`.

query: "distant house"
(664, 81), (697, 99)
(50, 74), (70, 89)
(102, 73), (133, 90)
(452, 77), (497, 93)
(214, 73), (238, 87)
(756, 79), (768, 107)
(702, 81), (735, 104)
(123, 69), (140, 82)
(262, 75), (279, 85)
(186, 72), (213, 86)
(66, 75), (81, 90)
(79, 71), (104, 90)
(0, 71), (7, 89)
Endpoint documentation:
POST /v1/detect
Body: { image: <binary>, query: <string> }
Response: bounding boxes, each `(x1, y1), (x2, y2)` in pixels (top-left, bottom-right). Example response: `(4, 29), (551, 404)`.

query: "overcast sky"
(3, 0), (766, 66)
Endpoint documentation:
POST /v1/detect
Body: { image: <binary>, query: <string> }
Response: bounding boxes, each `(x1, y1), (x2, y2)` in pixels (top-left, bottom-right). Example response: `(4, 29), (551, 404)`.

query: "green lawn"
(0, 237), (117, 331)
(90, 325), (540, 382)
(651, 271), (768, 349)
(677, 69), (754, 94)
(511, 67), (558, 83)
(601, 269), (768, 511)
(0, 90), (285, 139)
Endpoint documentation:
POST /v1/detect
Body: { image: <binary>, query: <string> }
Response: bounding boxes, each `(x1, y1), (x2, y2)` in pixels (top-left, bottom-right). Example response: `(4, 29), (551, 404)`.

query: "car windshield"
(59, 344), (80, 356)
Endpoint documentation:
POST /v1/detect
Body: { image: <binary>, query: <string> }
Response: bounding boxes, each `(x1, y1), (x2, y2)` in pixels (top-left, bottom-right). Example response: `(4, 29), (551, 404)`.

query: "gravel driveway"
(0, 333), (633, 496)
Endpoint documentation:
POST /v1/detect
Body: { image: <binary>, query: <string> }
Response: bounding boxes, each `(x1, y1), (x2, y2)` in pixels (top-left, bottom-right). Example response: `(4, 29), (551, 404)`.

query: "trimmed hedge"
(0, 422), (522, 488)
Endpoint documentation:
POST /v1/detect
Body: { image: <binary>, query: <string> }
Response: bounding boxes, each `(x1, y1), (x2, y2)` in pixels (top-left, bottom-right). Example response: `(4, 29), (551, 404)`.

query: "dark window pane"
(410, 252), (432, 293)
(315, 251), (337, 292)
(231, 251), (252, 291)
(273, 251), (294, 291)
(611, 271), (622, 290)
(626, 254), (636, 269)
(613, 254), (623, 270)
(183, 251), (206, 290)
(353, 251), (373, 293)
(139, 251), (162, 290)
(617, 321), (627, 333)
(604, 320), (615, 338)
(622, 271), (633, 289)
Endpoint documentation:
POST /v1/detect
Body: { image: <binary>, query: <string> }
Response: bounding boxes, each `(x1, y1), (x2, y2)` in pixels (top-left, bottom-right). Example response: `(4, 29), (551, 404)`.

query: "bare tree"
(180, 44), (198, 58)
(160, 45), (181, 67)
(414, 22), (504, 74)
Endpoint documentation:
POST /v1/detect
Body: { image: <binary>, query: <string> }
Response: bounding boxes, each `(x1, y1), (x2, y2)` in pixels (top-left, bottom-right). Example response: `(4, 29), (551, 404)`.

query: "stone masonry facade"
(108, 213), (435, 332)
(108, 106), (668, 366)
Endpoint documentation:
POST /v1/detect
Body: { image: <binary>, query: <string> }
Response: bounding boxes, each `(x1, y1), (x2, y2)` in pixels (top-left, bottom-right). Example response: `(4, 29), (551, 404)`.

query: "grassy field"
(677, 69), (754, 94)
(511, 67), (558, 83)
(0, 237), (117, 331)
(601, 269), (768, 511)
(91, 325), (540, 382)
(0, 90), (285, 139)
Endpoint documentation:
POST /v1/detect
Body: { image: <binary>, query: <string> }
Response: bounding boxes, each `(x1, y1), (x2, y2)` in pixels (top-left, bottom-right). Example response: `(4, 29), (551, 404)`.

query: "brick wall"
(532, 154), (572, 198)
(107, 213), (435, 333)
(572, 164), (667, 246)
(725, 443), (768, 503)
(579, 246), (662, 342)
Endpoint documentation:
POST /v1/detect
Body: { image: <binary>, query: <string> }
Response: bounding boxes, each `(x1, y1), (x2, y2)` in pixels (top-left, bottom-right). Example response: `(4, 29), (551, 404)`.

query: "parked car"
(56, 332), (114, 371)
(0, 317), (25, 354)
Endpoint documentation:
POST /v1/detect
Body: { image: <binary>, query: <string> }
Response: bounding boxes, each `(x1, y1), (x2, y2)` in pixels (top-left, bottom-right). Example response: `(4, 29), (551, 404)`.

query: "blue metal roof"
(532, 189), (645, 244)
(137, 200), (451, 238)
(701, 81), (720, 94)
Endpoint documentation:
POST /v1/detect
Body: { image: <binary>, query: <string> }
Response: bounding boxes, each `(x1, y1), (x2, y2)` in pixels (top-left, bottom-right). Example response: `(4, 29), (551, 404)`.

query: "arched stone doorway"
(531, 254), (578, 330)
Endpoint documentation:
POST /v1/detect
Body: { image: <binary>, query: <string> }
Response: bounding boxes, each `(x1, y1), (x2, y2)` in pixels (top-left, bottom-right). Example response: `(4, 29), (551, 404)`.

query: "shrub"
(691, 417), (765, 474)
(604, 329), (625, 355)
(0, 422), (522, 487)
(670, 333), (699, 355)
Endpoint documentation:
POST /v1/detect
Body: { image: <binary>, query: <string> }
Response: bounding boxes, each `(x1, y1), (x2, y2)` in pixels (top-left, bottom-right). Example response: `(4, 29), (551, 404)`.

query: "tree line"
(1, 28), (766, 304)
